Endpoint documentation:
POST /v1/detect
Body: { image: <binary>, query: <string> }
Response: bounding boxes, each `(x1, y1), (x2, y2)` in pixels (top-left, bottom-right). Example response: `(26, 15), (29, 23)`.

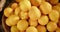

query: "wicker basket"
(2, 15), (10, 32)
(2, 0), (15, 32)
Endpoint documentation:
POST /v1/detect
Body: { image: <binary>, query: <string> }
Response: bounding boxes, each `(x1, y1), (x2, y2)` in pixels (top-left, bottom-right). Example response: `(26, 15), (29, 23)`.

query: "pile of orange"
(4, 0), (60, 32)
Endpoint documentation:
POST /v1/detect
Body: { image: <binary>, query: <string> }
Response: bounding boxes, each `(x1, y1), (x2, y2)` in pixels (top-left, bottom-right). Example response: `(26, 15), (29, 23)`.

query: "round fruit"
(49, 10), (59, 21)
(38, 15), (49, 25)
(6, 15), (19, 26)
(26, 26), (38, 32)
(29, 6), (41, 20)
(11, 3), (18, 10)
(17, 20), (28, 31)
(47, 22), (57, 31)
(30, 0), (42, 6)
(4, 7), (13, 17)
(19, 0), (31, 12)
(39, 2), (52, 14)
(11, 26), (19, 32)
(36, 25), (46, 32)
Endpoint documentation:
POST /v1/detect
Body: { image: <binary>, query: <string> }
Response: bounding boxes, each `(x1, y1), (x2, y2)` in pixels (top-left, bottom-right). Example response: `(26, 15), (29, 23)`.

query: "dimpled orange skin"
(6, 15), (19, 26)
(49, 0), (59, 5)
(56, 27), (60, 32)
(19, 0), (31, 12)
(47, 22), (57, 31)
(11, 3), (18, 10)
(30, 0), (42, 6)
(11, 26), (19, 32)
(53, 6), (60, 12)
(4, 7), (13, 17)
(38, 15), (49, 25)
(14, 7), (20, 16)
(49, 10), (59, 22)
(29, 6), (41, 20)
(6, 18), (12, 26)
(26, 26), (38, 32)
(52, 20), (59, 24)
(29, 19), (38, 27)
(17, 20), (28, 31)
(39, 2), (52, 15)
(20, 11), (28, 20)
(36, 25), (46, 32)
(52, 6), (60, 18)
